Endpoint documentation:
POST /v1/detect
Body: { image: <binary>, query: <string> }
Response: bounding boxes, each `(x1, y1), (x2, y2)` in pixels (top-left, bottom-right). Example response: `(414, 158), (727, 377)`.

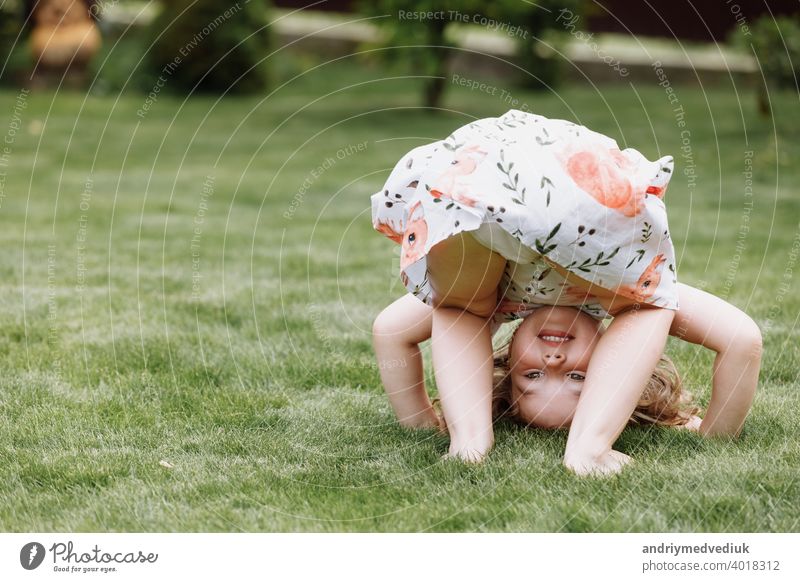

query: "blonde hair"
(491, 331), (701, 427)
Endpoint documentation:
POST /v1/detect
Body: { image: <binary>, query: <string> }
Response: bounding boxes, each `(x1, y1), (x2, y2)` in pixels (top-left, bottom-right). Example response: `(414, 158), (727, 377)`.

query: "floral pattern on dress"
(370, 110), (679, 320)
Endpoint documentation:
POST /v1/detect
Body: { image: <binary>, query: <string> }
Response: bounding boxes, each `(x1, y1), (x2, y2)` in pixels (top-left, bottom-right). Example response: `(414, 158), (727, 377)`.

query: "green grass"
(0, 57), (798, 532)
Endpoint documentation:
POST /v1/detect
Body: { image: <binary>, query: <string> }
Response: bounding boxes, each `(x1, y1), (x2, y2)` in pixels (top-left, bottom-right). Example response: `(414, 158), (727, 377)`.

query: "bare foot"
(442, 437), (493, 463)
(563, 449), (632, 477)
(399, 409), (445, 431)
(441, 449), (487, 463)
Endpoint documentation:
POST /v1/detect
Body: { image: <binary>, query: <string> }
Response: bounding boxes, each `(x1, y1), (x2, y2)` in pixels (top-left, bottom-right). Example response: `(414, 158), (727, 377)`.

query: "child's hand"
(676, 415), (703, 432)
(563, 449), (631, 477)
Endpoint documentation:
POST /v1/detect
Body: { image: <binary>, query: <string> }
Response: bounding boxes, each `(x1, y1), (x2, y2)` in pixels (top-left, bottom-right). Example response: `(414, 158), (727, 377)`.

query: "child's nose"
(542, 352), (566, 367)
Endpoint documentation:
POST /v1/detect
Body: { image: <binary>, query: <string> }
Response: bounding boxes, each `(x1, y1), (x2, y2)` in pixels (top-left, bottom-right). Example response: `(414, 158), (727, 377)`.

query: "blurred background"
(0, 1), (798, 532)
(2, 0), (798, 104)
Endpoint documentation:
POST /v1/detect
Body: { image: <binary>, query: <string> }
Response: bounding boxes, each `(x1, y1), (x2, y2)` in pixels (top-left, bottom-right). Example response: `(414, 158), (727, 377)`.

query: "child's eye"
(567, 372), (586, 381)
(525, 371), (543, 380)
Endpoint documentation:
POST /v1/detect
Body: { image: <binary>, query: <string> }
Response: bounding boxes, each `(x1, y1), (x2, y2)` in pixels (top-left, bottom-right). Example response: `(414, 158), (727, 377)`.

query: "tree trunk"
(757, 83), (771, 117)
(423, 18), (449, 110)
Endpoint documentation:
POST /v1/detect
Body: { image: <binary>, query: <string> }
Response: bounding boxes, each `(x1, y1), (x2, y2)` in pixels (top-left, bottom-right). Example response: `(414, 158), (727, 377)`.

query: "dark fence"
(583, 0), (798, 42)
(273, 0), (799, 41)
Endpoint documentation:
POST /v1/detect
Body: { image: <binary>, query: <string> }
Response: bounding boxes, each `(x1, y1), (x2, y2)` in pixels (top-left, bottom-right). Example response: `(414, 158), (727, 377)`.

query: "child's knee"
(372, 306), (400, 340)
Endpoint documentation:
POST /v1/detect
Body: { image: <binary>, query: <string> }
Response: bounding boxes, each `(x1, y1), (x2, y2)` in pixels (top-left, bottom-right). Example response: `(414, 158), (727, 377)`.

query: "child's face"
(508, 306), (604, 429)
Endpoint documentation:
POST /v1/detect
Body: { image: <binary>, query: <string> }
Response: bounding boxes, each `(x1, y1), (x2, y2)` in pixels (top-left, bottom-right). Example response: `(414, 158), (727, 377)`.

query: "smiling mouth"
(537, 330), (574, 344)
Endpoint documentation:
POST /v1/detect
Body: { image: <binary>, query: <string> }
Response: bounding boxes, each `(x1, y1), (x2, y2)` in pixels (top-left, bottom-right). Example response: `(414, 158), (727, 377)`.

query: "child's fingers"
(675, 415), (703, 432)
(607, 450), (632, 469)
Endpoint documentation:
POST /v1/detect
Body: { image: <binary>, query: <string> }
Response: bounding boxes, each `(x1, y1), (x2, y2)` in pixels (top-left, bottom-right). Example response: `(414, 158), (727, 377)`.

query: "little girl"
(374, 296), (702, 431)
(370, 110), (762, 475)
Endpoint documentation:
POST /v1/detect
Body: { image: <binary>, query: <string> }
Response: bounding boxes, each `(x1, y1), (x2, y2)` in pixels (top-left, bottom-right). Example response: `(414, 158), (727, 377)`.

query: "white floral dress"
(371, 109), (678, 329)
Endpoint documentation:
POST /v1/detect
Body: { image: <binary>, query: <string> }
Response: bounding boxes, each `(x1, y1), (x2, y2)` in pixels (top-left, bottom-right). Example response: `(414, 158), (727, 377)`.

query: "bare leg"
(372, 294), (438, 428)
(426, 232), (506, 462)
(432, 307), (496, 460)
(564, 304), (676, 476)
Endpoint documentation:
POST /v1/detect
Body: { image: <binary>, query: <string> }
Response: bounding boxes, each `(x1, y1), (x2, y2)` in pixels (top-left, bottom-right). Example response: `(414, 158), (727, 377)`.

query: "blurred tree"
(0, 0), (27, 85)
(147, 0), (270, 94)
(735, 14), (800, 116)
(488, 0), (583, 90)
(358, 0), (584, 109)
(355, 0), (471, 110)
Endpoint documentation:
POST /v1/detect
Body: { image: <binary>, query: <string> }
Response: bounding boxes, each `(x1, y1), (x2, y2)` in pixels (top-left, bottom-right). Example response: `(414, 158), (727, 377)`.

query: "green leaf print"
(526, 282), (555, 296)
(641, 222), (652, 243)
(442, 135), (464, 152)
(495, 112), (527, 131)
(498, 150), (525, 202)
(534, 222), (561, 256)
(626, 249), (646, 268)
(535, 127), (555, 146)
(525, 265), (555, 296)
(540, 176), (553, 207)
(411, 272), (430, 298)
(568, 247), (621, 273)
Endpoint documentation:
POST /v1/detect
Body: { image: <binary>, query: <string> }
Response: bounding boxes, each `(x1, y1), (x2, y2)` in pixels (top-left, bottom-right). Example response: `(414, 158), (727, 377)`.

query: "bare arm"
(372, 294), (439, 428)
(670, 283), (762, 436)
(564, 304), (676, 476)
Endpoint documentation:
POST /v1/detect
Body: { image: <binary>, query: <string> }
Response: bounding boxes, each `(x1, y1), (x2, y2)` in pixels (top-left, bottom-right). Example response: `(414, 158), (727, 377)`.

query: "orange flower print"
(400, 201), (429, 270)
(374, 218), (404, 244)
(429, 144), (487, 207)
(644, 157), (673, 199)
(562, 146), (645, 217)
(617, 254), (666, 302)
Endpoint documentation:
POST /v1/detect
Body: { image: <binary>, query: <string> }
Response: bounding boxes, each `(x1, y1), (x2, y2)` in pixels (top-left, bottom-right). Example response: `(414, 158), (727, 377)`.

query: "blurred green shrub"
(731, 13), (800, 115)
(88, 31), (150, 95)
(146, 0), (271, 94)
(0, 0), (29, 86)
(357, 0), (584, 109)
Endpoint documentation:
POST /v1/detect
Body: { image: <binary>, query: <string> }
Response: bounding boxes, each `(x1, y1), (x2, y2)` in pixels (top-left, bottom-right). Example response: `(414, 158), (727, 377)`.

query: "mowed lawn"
(0, 61), (798, 532)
